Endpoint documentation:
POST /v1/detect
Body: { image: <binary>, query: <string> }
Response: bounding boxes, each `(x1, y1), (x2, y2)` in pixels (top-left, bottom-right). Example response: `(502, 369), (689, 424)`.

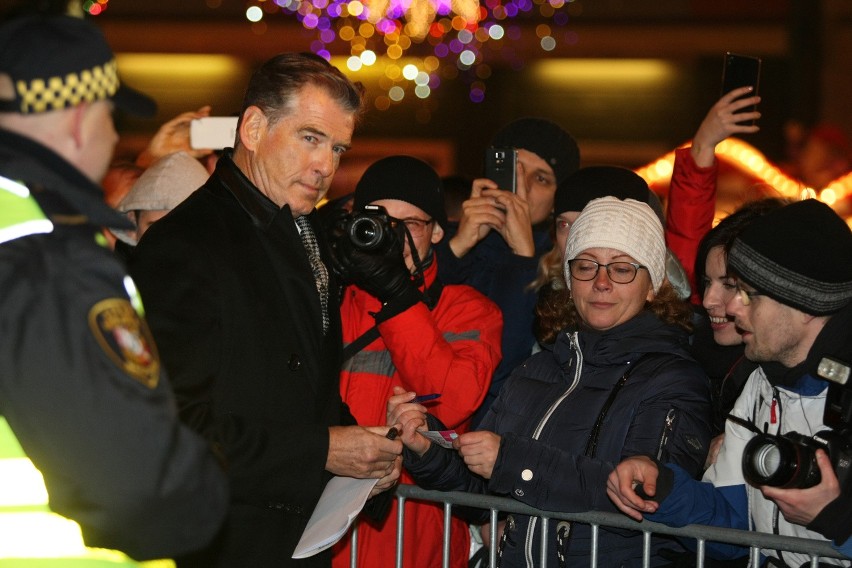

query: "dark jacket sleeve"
(488, 356), (713, 514)
(0, 235), (229, 560)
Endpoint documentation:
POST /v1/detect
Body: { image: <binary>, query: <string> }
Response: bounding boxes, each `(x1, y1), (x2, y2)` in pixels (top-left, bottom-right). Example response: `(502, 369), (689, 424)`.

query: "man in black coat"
(129, 53), (403, 567)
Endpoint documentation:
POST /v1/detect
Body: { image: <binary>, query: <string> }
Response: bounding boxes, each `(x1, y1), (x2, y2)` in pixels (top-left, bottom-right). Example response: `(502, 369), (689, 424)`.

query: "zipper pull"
(770, 397), (777, 425)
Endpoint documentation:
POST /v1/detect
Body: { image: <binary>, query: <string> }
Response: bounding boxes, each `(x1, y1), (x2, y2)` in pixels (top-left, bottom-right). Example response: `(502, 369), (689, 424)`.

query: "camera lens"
(742, 433), (821, 489)
(349, 216), (385, 250)
(750, 444), (782, 478)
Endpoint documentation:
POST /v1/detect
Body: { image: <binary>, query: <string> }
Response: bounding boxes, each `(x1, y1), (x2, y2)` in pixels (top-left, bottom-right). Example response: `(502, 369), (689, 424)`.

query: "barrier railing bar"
(395, 484), (847, 562)
(443, 502), (451, 568)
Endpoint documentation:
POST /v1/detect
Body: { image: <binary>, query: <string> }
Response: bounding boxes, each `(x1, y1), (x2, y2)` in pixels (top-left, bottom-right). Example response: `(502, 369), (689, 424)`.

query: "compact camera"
(741, 356), (852, 489)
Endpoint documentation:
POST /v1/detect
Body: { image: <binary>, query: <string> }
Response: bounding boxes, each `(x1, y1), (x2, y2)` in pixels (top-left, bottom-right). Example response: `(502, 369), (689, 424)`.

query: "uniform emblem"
(88, 298), (160, 388)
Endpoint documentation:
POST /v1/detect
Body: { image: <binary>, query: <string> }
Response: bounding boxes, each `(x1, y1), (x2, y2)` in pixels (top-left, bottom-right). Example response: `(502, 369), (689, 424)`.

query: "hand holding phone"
(484, 147), (517, 193)
(721, 52), (761, 125)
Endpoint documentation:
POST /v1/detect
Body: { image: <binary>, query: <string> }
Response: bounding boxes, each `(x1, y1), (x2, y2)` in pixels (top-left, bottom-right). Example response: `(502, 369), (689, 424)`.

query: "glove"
(327, 221), (422, 319)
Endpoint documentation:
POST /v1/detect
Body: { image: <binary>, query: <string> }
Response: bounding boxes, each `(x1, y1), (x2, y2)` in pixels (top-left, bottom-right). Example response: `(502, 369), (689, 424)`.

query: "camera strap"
(341, 279), (444, 364)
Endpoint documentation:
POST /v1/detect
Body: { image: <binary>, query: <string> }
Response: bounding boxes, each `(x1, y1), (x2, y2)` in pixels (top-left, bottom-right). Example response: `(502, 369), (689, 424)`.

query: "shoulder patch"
(88, 298), (160, 389)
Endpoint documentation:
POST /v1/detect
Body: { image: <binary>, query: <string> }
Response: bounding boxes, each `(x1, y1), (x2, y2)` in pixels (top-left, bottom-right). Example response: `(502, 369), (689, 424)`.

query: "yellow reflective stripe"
(0, 175), (53, 244)
(0, 419), (173, 566)
(0, 458), (49, 508)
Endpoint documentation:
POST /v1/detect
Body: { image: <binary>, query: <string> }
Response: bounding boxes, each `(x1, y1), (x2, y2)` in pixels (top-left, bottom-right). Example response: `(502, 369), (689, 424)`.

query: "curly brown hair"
(534, 280), (693, 345)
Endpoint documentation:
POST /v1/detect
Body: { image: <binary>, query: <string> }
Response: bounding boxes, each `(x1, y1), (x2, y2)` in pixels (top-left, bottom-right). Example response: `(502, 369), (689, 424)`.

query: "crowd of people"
(2, 6), (852, 568)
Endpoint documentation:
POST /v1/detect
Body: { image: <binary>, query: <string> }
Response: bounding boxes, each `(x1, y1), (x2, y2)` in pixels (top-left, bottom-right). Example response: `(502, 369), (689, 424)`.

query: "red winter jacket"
(332, 258), (503, 568)
(665, 147), (718, 305)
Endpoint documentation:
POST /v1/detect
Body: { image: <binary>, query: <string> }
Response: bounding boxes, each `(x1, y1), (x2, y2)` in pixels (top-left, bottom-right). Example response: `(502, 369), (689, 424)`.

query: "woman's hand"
(453, 430), (501, 479)
(691, 87), (761, 167)
(387, 386), (431, 456)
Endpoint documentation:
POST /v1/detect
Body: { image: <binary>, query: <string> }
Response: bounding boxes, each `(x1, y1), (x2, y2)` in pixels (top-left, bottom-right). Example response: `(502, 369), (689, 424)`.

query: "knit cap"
(491, 118), (580, 185)
(564, 196), (666, 292)
(554, 166), (651, 215)
(353, 155), (447, 229)
(728, 199), (852, 315)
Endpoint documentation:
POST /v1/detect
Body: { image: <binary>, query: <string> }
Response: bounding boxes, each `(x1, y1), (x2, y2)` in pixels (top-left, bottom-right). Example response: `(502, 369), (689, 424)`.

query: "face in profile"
(569, 247), (655, 331)
(702, 246), (742, 346)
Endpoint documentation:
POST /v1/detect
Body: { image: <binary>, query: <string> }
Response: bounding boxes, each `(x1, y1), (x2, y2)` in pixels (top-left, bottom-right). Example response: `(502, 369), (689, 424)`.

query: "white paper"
(292, 475), (379, 558)
(418, 429), (458, 449)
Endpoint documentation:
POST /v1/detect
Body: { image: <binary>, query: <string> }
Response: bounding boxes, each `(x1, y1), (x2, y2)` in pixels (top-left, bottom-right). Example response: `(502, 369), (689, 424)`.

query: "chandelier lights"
(242, 0), (572, 107)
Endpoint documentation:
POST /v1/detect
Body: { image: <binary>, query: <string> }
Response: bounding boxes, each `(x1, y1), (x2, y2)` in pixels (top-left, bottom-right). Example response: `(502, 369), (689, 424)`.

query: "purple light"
(310, 39), (326, 51)
(434, 43), (449, 57)
(320, 28), (336, 42)
(316, 49), (332, 60)
(429, 75), (441, 88)
(554, 12), (568, 25)
(504, 4), (519, 17)
(303, 13), (319, 27)
(469, 87), (485, 103)
(449, 39), (464, 53)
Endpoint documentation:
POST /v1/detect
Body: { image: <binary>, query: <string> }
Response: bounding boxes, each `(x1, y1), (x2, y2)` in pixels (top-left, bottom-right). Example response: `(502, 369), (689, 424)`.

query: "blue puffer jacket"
(405, 310), (713, 567)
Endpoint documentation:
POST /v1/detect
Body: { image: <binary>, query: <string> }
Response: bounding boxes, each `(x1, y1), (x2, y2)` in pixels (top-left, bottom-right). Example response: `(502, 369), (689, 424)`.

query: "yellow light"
(348, 0), (365, 16)
(402, 64), (420, 80)
(531, 59), (677, 86)
(339, 25), (356, 41)
(387, 44), (403, 59)
(821, 188), (837, 205)
(359, 22), (375, 38)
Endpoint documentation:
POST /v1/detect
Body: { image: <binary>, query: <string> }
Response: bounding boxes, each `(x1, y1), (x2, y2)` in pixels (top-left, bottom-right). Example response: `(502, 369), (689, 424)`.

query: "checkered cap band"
(15, 59), (119, 114)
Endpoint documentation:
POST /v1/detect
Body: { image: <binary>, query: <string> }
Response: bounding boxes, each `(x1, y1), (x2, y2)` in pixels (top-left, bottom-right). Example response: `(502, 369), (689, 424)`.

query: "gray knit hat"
(564, 196), (666, 292)
(728, 199), (852, 315)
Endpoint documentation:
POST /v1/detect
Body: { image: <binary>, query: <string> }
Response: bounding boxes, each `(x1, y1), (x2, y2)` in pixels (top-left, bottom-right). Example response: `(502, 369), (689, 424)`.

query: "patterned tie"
(295, 216), (329, 333)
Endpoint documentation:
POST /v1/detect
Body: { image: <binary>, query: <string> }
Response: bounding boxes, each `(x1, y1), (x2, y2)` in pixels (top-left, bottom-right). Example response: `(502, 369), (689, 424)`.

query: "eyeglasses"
(390, 217), (434, 237)
(736, 284), (764, 306)
(567, 259), (647, 284)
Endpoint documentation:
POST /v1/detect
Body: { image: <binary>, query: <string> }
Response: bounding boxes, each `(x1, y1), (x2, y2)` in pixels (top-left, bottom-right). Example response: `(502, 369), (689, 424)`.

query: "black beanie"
(554, 166), (651, 215)
(728, 199), (852, 315)
(491, 118), (580, 185)
(353, 155), (448, 229)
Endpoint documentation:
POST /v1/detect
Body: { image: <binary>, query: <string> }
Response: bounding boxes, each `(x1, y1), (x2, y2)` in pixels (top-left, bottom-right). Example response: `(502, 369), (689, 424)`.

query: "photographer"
(607, 199), (852, 566)
(327, 155), (503, 568)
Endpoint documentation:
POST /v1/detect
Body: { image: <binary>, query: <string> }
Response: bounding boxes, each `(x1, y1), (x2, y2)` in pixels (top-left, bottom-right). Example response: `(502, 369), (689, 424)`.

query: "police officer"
(0, 12), (228, 565)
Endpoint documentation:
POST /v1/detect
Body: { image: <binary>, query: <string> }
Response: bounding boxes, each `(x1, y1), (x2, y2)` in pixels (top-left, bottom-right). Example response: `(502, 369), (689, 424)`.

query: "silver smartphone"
(190, 117), (239, 150)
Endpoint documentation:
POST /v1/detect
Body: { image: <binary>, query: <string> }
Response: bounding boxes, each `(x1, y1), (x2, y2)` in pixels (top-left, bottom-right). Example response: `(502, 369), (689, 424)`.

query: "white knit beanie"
(563, 196), (666, 292)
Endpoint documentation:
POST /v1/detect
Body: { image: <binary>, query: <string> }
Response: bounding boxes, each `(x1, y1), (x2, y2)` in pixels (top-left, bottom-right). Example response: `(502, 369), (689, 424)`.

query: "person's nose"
(315, 149), (335, 179)
(593, 265), (612, 291)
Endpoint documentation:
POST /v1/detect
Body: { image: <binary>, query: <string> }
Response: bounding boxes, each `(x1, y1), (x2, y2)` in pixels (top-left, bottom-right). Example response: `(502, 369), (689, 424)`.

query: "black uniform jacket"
(129, 151), (355, 567)
(0, 128), (229, 560)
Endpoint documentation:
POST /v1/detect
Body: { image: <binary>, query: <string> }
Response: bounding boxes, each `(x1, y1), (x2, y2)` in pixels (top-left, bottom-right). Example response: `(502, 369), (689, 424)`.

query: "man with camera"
(606, 199), (852, 566)
(326, 155), (503, 568)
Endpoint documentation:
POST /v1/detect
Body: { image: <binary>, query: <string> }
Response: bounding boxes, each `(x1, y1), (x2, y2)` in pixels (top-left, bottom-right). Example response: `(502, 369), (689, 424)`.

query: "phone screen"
(721, 52), (761, 125)
(484, 147), (517, 193)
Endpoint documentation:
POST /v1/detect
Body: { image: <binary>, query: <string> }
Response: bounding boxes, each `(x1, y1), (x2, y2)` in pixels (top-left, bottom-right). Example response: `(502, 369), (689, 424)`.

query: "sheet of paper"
(418, 429), (458, 449)
(292, 475), (379, 559)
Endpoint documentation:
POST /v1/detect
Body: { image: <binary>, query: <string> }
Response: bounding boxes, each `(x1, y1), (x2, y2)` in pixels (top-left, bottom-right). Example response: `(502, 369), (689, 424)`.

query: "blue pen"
(412, 393), (441, 403)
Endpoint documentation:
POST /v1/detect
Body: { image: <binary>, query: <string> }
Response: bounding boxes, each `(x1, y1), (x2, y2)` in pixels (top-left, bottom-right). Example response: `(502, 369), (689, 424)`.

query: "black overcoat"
(130, 152), (354, 567)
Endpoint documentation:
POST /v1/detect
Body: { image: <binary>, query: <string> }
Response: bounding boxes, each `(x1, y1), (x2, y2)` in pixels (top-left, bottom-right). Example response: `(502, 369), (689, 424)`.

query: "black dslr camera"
(741, 357), (852, 489)
(338, 204), (399, 254)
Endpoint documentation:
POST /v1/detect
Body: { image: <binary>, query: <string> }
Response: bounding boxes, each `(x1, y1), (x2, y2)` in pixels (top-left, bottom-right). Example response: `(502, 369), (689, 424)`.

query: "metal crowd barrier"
(348, 484), (849, 568)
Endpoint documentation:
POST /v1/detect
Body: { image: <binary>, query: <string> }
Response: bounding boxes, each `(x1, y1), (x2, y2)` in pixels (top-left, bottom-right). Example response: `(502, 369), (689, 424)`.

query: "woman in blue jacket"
(390, 197), (713, 567)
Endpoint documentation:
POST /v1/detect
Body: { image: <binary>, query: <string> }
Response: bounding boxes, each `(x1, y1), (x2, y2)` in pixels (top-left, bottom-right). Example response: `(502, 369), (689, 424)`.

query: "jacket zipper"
(524, 331), (583, 568)
(656, 408), (676, 459)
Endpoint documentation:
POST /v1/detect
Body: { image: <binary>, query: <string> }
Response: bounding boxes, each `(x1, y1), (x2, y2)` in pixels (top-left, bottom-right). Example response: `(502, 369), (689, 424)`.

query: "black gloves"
(326, 208), (423, 320)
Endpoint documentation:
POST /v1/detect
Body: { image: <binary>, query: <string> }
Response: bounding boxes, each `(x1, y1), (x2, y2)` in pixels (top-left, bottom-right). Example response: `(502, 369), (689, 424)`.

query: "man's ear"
(430, 223), (445, 245)
(70, 102), (89, 149)
(238, 106), (267, 152)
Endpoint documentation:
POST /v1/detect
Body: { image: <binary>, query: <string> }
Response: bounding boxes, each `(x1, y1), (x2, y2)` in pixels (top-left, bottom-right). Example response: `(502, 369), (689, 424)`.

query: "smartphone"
(721, 52), (762, 125)
(190, 116), (239, 150)
(484, 147), (517, 193)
